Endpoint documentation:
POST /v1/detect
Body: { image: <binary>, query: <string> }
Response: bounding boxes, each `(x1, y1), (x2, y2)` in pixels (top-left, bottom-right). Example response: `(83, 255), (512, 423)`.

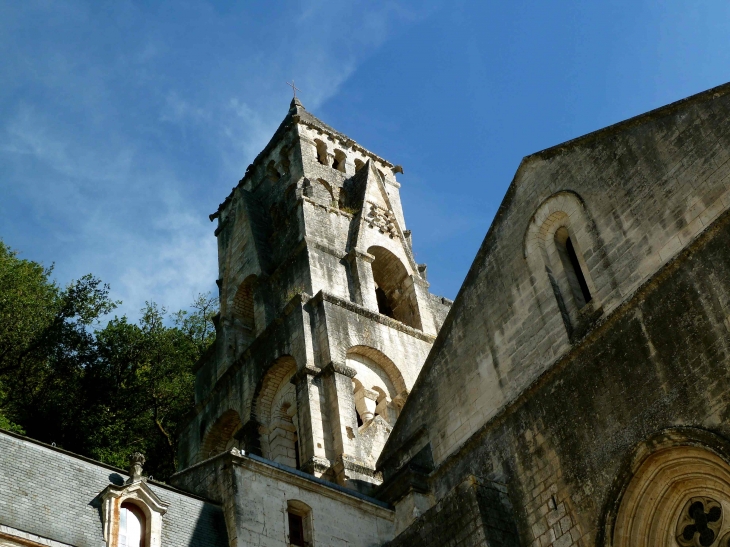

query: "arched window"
(100, 455), (167, 547)
(287, 500), (313, 546)
(333, 149), (347, 172)
(119, 502), (146, 547)
(524, 191), (602, 339)
(554, 227), (592, 308)
(354, 159), (365, 172)
(314, 139), (328, 165)
(346, 348), (406, 468)
(368, 246), (422, 330)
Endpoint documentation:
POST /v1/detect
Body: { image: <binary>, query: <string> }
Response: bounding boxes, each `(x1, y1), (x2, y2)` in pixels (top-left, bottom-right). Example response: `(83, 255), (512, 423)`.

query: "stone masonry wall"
(381, 83), (730, 470)
(172, 451), (394, 547)
(385, 477), (519, 547)
(394, 202), (730, 546)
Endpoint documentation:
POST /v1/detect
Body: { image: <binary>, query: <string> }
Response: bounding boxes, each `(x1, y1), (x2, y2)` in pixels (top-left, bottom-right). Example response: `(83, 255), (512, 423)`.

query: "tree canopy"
(0, 240), (216, 480)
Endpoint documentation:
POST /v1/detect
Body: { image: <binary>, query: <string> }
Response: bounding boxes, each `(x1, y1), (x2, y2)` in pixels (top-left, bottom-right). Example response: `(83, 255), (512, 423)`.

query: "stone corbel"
(299, 455), (332, 476)
(316, 360), (357, 379)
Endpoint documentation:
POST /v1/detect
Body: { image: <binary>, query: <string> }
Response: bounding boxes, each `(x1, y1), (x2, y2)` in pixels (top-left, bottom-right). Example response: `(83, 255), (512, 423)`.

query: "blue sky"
(1, 1), (729, 318)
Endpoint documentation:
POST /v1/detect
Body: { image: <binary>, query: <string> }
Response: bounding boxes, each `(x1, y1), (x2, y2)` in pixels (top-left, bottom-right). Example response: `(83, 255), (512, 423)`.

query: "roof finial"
(286, 80), (301, 98)
(128, 452), (146, 483)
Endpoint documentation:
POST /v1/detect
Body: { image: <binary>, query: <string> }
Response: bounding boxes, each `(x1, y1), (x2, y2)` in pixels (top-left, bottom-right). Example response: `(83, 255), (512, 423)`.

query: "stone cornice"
(308, 291), (437, 343)
(230, 451), (394, 517)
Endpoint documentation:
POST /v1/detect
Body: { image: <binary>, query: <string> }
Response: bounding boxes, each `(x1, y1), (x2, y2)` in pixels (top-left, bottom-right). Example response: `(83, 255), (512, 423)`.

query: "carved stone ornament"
(676, 497), (723, 547)
(366, 202), (398, 239)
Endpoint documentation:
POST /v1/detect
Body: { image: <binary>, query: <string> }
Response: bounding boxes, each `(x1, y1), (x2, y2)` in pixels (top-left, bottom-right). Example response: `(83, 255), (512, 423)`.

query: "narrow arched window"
(354, 159), (365, 172)
(555, 227), (592, 308)
(333, 149), (347, 172)
(314, 139), (328, 165)
(287, 500), (313, 547)
(289, 511), (305, 546)
(119, 502), (146, 547)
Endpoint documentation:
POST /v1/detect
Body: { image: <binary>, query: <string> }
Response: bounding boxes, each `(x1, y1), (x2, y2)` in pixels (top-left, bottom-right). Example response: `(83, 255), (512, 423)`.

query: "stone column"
(354, 386), (378, 423)
(410, 275), (438, 336)
(319, 361), (358, 486)
(291, 366), (330, 477)
(346, 249), (378, 312)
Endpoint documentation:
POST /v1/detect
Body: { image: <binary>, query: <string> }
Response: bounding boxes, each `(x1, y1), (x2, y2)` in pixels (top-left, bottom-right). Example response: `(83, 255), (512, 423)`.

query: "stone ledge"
(309, 290), (437, 343)
(232, 451), (395, 516)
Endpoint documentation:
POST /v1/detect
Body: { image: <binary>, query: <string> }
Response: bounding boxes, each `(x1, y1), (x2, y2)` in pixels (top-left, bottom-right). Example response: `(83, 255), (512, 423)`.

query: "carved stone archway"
(611, 443), (730, 547)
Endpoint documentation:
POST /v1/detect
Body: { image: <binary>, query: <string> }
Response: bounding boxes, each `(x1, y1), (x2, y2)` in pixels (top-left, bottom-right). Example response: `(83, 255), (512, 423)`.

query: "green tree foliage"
(0, 240), (217, 480)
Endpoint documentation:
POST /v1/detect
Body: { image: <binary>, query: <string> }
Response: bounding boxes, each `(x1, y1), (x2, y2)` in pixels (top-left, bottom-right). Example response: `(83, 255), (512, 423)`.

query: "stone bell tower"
(177, 97), (451, 493)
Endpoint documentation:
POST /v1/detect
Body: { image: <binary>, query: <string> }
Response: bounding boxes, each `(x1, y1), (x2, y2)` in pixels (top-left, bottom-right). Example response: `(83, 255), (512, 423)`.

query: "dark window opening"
(565, 237), (592, 304)
(288, 512), (305, 547)
(355, 404), (363, 427)
(333, 150), (347, 172)
(294, 439), (300, 470)
(266, 161), (281, 182)
(375, 286), (393, 318)
(315, 139), (328, 165)
(279, 149), (291, 174)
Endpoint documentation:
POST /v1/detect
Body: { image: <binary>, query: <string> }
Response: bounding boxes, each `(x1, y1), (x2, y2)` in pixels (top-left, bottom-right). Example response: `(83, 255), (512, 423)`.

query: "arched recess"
(253, 355), (300, 468)
(198, 409), (242, 461)
(604, 430), (730, 547)
(333, 149), (347, 172)
(314, 178), (336, 206)
(232, 275), (258, 348)
(314, 139), (328, 166)
(367, 245), (422, 330)
(266, 160), (281, 182)
(524, 191), (600, 338)
(346, 346), (407, 427)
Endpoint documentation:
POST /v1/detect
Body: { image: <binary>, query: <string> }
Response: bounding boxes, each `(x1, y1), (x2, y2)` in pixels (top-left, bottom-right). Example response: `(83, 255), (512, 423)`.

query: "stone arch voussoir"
(198, 409), (242, 462)
(600, 427), (730, 547)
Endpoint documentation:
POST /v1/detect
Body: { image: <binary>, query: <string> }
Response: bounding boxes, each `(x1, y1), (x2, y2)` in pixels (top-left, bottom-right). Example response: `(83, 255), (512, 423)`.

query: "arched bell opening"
(367, 245), (422, 330)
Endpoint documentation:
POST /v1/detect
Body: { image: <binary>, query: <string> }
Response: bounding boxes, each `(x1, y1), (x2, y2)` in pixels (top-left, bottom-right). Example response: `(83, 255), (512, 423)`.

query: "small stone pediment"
(99, 453), (168, 547)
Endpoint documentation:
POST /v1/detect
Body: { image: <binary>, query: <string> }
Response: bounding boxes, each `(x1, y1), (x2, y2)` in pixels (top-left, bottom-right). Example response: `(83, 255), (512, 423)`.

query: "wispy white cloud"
(0, 0), (428, 320)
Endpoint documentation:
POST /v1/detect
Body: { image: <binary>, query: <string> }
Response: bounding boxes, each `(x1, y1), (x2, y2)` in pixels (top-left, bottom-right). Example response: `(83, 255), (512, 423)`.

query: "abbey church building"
(2, 82), (730, 547)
